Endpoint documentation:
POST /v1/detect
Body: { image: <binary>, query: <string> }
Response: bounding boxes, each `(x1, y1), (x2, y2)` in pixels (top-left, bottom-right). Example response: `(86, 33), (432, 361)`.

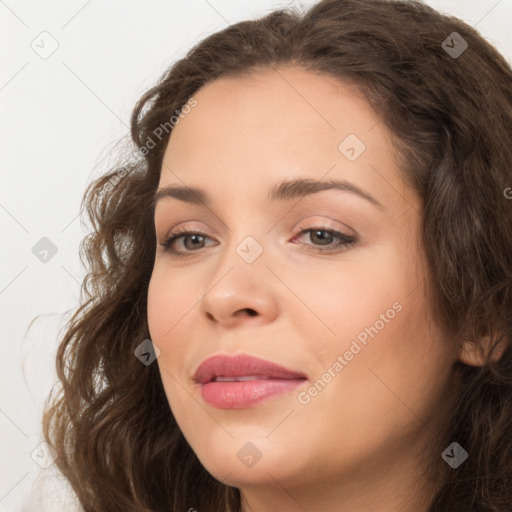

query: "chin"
(192, 435), (306, 488)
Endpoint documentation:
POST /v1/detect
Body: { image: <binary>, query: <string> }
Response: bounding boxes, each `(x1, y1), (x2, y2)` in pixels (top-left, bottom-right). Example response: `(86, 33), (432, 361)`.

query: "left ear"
(458, 334), (507, 366)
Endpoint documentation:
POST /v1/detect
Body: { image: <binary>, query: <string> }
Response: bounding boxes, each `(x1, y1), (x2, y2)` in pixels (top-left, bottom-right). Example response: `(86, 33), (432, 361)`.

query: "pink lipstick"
(193, 354), (307, 409)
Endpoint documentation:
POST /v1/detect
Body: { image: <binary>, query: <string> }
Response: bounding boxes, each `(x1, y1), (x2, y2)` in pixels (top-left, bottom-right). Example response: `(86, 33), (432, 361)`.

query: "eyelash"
(159, 225), (356, 258)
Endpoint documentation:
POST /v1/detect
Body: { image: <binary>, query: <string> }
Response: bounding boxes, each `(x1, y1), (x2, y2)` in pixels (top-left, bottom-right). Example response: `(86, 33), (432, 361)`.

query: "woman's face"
(147, 66), (460, 505)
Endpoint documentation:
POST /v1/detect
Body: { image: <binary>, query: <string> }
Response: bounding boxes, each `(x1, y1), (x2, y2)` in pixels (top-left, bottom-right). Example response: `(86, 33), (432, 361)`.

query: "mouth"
(193, 354), (308, 409)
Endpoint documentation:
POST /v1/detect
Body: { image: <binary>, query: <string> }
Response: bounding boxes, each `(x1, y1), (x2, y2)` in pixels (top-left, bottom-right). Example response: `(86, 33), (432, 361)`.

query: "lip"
(193, 353), (308, 409)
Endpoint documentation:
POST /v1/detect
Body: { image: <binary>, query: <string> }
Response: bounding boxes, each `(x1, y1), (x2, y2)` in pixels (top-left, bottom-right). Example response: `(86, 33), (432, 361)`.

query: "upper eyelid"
(156, 214), (356, 236)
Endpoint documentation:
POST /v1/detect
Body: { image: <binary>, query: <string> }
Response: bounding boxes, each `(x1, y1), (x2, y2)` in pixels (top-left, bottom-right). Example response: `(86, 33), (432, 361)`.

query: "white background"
(1, 1), (511, 510)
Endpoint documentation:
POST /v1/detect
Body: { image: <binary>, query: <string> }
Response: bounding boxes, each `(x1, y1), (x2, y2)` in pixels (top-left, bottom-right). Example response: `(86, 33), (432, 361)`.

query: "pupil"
(313, 230), (332, 245)
(187, 234), (203, 249)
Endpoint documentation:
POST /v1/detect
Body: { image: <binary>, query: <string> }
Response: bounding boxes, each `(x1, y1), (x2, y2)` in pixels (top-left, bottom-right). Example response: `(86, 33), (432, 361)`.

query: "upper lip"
(193, 354), (308, 384)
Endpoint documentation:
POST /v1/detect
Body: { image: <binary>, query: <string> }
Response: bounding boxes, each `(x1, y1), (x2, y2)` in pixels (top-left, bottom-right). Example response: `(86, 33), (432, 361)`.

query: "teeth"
(214, 376), (270, 382)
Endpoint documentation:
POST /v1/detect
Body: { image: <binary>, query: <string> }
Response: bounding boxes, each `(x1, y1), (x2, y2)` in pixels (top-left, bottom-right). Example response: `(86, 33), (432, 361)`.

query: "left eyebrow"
(153, 177), (385, 210)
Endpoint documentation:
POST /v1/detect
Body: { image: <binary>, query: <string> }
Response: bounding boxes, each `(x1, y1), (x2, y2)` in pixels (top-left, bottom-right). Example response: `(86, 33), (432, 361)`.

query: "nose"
(198, 240), (280, 328)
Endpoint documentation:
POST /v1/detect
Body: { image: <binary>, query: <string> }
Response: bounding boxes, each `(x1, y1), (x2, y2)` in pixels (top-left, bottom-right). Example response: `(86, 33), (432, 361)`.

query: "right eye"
(159, 228), (216, 257)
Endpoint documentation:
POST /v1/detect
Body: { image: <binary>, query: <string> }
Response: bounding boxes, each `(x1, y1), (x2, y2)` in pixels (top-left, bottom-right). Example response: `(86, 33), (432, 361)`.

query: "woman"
(42, 0), (512, 510)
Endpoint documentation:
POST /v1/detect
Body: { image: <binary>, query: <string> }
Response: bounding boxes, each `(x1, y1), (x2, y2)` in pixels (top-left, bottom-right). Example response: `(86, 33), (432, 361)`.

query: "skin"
(147, 65), (468, 512)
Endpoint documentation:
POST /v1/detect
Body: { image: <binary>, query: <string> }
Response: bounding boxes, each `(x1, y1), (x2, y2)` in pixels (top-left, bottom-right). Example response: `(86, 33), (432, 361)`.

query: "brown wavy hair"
(42, 0), (512, 510)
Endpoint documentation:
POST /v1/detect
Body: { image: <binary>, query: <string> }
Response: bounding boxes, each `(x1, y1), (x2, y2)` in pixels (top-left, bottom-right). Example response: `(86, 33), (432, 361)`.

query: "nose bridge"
(197, 215), (278, 323)
(197, 214), (276, 307)
(219, 207), (272, 265)
(215, 226), (267, 277)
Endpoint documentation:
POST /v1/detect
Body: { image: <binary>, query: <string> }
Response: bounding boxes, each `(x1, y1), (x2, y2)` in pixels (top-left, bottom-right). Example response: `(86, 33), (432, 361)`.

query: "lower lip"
(200, 379), (306, 409)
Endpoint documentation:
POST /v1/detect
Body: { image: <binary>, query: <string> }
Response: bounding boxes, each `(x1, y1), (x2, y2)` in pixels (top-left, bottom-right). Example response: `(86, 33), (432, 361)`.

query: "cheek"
(147, 277), (170, 346)
(147, 275), (168, 338)
(146, 265), (206, 389)
(147, 276), (214, 450)
(318, 296), (452, 423)
(287, 299), (454, 477)
(294, 248), (407, 357)
(296, 244), (452, 434)
(146, 271), (193, 415)
(147, 265), (197, 342)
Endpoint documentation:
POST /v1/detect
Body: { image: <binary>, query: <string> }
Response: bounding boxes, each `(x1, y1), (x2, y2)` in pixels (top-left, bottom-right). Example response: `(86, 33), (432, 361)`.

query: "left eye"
(159, 227), (357, 257)
(292, 227), (356, 253)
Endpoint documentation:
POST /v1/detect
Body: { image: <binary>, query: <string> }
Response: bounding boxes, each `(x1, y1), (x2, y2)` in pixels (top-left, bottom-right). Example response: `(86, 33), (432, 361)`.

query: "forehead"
(158, 65), (416, 213)
(165, 66), (381, 159)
